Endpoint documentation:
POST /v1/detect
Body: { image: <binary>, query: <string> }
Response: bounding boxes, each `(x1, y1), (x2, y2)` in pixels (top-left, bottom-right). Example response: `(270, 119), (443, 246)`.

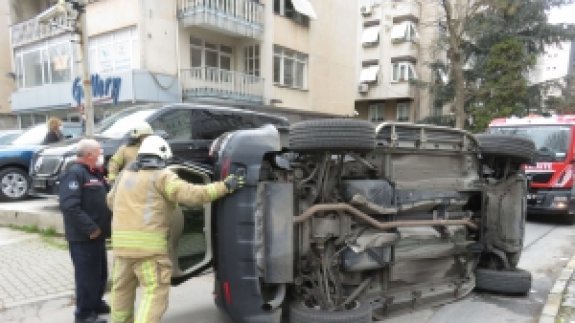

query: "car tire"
(475, 268), (532, 296)
(289, 300), (372, 323)
(475, 134), (535, 164)
(289, 119), (376, 152)
(0, 167), (29, 201)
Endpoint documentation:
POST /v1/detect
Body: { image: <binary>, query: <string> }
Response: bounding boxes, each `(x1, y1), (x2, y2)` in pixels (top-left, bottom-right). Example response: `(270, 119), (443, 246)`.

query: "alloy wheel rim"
(1, 172), (27, 198)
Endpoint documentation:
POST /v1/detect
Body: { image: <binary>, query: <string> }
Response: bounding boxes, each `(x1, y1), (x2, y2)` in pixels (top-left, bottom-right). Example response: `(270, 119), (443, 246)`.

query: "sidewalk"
(540, 254), (575, 323)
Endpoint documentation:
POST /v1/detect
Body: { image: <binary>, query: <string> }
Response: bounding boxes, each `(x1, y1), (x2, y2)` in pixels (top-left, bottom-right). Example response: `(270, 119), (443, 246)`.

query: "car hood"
(36, 135), (124, 157)
(0, 145), (43, 155)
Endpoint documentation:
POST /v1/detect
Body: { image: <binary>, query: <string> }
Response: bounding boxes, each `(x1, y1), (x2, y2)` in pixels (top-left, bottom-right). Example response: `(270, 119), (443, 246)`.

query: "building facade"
(354, 0), (443, 123)
(6, 0), (358, 127)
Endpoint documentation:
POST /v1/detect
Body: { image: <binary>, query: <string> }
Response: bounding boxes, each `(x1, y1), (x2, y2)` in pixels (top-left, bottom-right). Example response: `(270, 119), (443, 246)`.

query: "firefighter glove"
(224, 174), (245, 193)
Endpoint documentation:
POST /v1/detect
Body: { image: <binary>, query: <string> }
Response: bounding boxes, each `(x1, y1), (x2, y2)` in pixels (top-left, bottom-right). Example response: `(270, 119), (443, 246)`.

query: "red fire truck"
(489, 114), (575, 223)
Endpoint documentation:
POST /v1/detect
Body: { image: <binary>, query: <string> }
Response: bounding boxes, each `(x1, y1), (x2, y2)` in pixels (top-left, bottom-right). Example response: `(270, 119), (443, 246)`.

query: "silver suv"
(167, 119), (534, 323)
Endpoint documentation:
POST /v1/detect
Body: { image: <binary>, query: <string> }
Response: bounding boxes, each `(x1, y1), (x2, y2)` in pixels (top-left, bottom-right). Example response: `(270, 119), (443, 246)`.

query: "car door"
(148, 109), (197, 162)
(166, 163), (214, 285)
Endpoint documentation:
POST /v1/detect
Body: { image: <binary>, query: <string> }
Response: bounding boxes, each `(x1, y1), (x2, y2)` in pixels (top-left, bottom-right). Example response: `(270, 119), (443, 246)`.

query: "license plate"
(33, 179), (47, 189)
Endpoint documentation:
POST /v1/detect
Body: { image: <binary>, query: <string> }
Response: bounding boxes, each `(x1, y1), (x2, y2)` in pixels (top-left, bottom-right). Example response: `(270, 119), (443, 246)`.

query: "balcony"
(178, 0), (264, 39)
(181, 67), (264, 103)
(10, 15), (74, 48)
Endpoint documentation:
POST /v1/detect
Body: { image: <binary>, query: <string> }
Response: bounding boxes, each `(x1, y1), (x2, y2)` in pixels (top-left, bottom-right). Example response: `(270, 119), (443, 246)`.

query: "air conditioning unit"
(360, 5), (372, 17)
(358, 83), (369, 94)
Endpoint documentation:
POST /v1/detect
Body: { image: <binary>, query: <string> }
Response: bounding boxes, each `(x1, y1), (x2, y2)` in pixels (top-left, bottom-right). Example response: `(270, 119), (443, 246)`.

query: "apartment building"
(6, 0), (358, 127)
(354, 0), (443, 123)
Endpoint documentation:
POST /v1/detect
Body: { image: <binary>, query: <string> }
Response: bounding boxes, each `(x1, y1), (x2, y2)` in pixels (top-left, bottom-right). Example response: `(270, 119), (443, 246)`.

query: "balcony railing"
(179, 0), (264, 39)
(10, 15), (73, 48)
(181, 67), (264, 102)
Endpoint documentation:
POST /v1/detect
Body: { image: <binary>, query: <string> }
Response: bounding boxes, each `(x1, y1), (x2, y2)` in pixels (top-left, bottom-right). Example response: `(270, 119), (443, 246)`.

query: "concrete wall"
(0, 1), (14, 113)
(86, 0), (140, 37)
(140, 0), (178, 75)
(269, 0), (358, 116)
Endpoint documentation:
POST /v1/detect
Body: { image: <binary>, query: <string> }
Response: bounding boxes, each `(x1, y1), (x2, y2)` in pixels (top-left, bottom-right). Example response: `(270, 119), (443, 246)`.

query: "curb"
(0, 209), (64, 234)
(539, 254), (575, 323)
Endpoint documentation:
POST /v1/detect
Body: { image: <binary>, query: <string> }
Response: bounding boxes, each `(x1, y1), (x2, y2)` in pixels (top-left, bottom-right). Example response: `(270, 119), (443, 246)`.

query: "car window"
(150, 109), (193, 140)
(11, 124), (47, 145)
(192, 110), (283, 140)
(99, 110), (156, 138)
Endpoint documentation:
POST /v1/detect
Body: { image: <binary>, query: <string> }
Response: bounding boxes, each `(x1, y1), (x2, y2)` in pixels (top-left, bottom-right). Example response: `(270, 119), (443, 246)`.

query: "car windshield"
(489, 125), (571, 162)
(11, 124), (48, 146)
(97, 110), (156, 138)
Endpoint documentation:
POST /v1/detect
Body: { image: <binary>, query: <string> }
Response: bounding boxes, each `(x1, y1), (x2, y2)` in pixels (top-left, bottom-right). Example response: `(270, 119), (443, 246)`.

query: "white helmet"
(130, 121), (154, 139)
(138, 135), (173, 160)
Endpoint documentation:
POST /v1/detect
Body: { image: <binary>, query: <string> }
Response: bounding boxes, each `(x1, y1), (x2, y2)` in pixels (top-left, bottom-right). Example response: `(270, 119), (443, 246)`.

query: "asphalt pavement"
(0, 198), (574, 323)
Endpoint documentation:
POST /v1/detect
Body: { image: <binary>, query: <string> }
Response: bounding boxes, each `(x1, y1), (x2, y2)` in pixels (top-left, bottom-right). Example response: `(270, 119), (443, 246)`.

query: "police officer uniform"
(59, 161), (112, 322)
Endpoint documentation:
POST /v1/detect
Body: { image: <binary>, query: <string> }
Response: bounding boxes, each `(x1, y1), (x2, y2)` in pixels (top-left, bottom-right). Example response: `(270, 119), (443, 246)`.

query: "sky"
(547, 3), (575, 24)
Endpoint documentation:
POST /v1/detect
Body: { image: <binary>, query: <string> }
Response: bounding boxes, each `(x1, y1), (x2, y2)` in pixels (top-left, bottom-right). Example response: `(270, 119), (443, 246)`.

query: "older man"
(59, 139), (111, 323)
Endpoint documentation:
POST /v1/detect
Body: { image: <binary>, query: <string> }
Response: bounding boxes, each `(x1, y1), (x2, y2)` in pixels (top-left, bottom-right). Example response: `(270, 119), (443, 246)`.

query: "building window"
(360, 63), (380, 84)
(392, 62), (417, 82)
(362, 25), (380, 47)
(15, 40), (73, 88)
(368, 103), (385, 123)
(274, 0), (315, 25)
(273, 45), (308, 89)
(190, 37), (233, 71)
(397, 102), (410, 122)
(390, 21), (418, 43)
(18, 113), (46, 129)
(244, 45), (260, 77)
(89, 26), (139, 75)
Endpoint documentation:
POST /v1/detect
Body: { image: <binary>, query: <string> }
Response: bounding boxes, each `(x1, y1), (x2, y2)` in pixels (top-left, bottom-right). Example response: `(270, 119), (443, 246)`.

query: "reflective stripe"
(164, 180), (182, 201)
(112, 231), (167, 252)
(136, 260), (157, 323)
(108, 173), (117, 181)
(110, 153), (124, 165)
(110, 260), (133, 323)
(206, 183), (219, 201)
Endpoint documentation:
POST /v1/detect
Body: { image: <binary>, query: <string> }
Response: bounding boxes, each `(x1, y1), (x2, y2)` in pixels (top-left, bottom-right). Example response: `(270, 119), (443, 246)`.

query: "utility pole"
(74, 2), (94, 137)
(36, 0), (94, 136)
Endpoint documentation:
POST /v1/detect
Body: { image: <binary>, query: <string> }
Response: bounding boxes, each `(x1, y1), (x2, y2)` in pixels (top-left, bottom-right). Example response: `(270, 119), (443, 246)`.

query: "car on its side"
(0, 130), (23, 146)
(165, 119), (533, 323)
(29, 103), (289, 196)
(0, 122), (82, 201)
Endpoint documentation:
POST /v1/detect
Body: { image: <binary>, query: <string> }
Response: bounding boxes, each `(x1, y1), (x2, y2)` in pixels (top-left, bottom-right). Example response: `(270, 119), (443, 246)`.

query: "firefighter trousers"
(110, 255), (172, 323)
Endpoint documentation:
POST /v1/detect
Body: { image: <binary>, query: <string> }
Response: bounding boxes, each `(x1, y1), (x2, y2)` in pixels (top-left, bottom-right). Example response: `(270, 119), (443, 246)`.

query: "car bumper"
(527, 190), (575, 216)
(28, 177), (59, 196)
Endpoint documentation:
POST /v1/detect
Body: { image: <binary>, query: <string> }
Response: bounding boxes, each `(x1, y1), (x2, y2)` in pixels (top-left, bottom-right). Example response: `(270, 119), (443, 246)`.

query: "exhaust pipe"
(262, 284), (286, 311)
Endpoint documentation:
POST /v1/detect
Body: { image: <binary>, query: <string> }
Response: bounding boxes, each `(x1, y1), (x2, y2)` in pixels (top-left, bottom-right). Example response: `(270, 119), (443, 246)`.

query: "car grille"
(530, 172), (553, 184)
(34, 157), (62, 176)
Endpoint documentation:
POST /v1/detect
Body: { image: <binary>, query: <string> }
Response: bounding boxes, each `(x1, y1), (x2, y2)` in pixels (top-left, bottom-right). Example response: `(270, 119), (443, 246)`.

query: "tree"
(471, 38), (536, 131)
(433, 0), (575, 130)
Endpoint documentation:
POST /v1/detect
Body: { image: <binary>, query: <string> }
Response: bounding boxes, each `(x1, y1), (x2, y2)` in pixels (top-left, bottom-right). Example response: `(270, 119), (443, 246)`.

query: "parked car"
(0, 122), (83, 201)
(165, 119), (533, 323)
(0, 130), (23, 146)
(29, 103), (289, 196)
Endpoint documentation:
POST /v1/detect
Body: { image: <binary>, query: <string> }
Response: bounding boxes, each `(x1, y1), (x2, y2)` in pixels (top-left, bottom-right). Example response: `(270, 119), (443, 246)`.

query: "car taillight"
(223, 281), (232, 305)
(220, 157), (231, 180)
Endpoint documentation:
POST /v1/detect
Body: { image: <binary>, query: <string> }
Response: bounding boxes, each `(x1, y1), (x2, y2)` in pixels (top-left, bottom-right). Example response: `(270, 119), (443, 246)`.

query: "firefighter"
(106, 135), (244, 323)
(107, 120), (154, 183)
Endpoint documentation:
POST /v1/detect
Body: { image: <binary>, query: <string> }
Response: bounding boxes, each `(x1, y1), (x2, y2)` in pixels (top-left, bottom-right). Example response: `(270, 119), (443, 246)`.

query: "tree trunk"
(453, 58), (466, 129)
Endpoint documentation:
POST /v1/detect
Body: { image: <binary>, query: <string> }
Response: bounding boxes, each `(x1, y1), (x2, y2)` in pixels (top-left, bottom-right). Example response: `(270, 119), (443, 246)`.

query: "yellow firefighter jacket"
(107, 144), (140, 181)
(106, 167), (229, 257)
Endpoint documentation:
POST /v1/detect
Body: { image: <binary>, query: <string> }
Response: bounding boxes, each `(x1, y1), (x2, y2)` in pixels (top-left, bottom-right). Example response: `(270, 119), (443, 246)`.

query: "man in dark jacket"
(59, 139), (111, 323)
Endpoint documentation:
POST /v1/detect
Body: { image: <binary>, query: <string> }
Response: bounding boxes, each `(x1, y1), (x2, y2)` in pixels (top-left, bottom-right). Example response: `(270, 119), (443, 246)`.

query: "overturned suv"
(167, 119), (534, 323)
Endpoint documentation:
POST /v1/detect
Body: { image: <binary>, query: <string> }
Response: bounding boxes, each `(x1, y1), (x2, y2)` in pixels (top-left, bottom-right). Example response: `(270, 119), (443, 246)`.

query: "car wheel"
(0, 167), (29, 201)
(475, 268), (531, 296)
(289, 300), (372, 323)
(475, 134), (535, 164)
(289, 119), (376, 153)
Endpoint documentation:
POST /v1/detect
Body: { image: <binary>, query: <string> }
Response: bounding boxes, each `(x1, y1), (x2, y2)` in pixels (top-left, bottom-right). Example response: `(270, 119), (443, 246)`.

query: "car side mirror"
(154, 130), (170, 139)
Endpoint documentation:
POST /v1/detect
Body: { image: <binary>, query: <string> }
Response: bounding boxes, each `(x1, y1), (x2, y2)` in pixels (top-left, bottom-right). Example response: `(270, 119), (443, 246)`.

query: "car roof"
(119, 103), (289, 123)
